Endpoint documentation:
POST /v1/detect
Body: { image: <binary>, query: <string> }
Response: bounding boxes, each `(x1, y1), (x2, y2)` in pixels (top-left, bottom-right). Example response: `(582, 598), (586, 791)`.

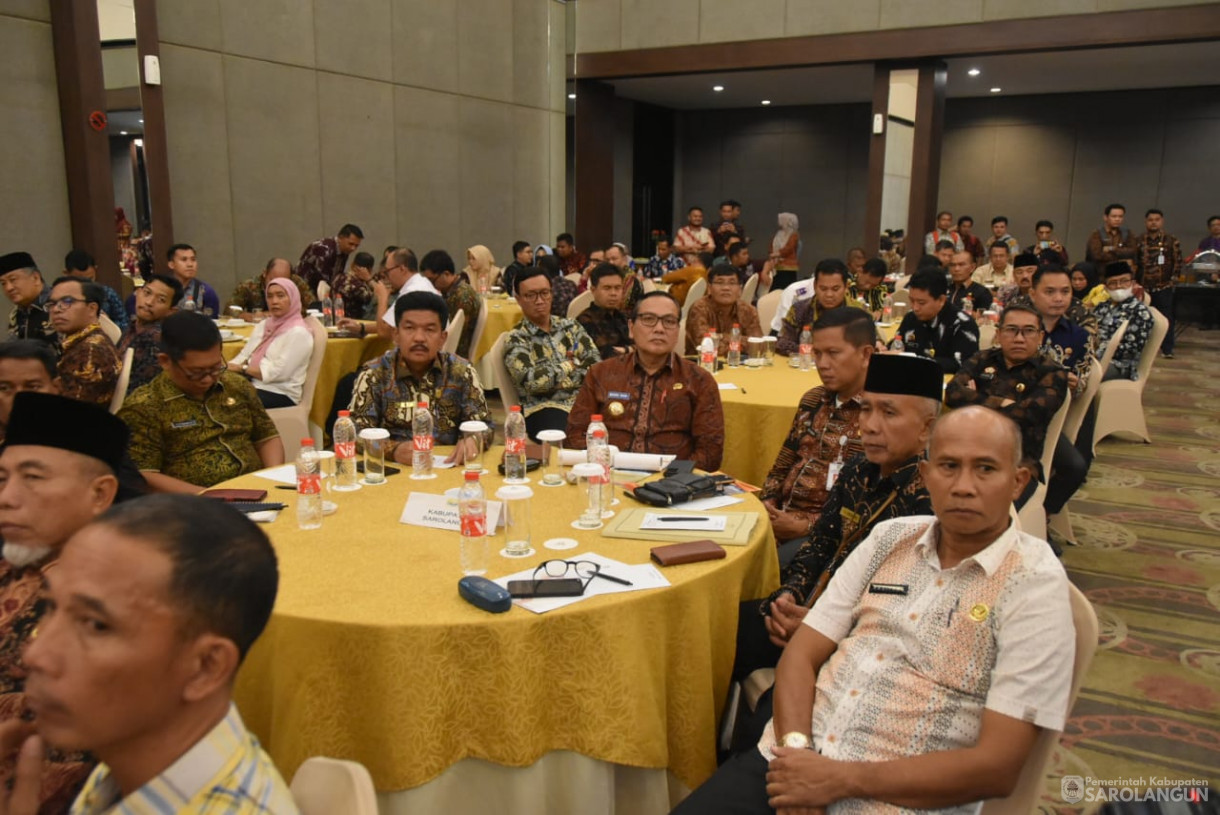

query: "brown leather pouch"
(650, 539), (726, 566)
(203, 488), (269, 502)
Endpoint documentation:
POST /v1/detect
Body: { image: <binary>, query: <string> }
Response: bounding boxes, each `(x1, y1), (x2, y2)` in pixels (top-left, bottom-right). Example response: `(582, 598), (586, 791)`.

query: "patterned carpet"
(1043, 327), (1220, 811)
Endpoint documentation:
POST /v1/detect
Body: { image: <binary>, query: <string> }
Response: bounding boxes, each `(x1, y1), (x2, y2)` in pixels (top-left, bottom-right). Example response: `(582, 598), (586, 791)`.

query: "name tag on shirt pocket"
(868, 582), (908, 595)
(608, 391), (632, 401)
(171, 419), (199, 430)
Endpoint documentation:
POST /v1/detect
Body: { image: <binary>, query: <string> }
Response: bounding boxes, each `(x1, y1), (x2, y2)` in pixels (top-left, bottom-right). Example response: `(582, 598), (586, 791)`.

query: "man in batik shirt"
(118, 274), (182, 394)
(297, 223), (363, 294)
(644, 239), (686, 279)
(349, 291), (493, 465)
(330, 251), (377, 321)
(0, 252), (55, 345)
(420, 249), (480, 359)
(577, 264), (632, 359)
(1136, 208), (1182, 358)
(49, 277), (122, 407)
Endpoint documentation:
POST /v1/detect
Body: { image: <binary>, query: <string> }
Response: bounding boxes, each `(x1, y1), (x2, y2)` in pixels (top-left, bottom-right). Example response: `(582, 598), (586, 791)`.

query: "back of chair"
(677, 317), (687, 356)
(978, 321), (996, 350)
(442, 309), (466, 354)
(892, 288), (911, 307)
(290, 757), (379, 815)
(299, 316), (329, 411)
(979, 584), (1098, 815)
(1062, 358), (1102, 444)
(1096, 318), (1127, 375)
(467, 298), (490, 361)
(682, 277), (707, 320)
(567, 290), (593, 320)
(268, 317), (328, 460)
(741, 273), (759, 304)
(109, 347), (134, 414)
(316, 279), (331, 302)
(564, 273), (582, 284)
(756, 289), (784, 333)
(641, 277), (657, 293)
(98, 312), (122, 344)
(1039, 391), (1072, 481)
(894, 275), (911, 291)
(490, 332), (522, 412)
(1136, 307), (1169, 382)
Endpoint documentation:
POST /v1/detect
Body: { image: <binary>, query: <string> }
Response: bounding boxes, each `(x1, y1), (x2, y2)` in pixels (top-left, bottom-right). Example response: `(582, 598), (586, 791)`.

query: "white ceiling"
(606, 41), (1220, 110)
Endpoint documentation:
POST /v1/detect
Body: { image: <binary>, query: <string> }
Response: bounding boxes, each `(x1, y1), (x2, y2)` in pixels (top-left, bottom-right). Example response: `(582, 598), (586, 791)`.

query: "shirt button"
(936, 579), (944, 587)
(876, 652), (885, 661)
(909, 612), (918, 621)
(849, 689), (859, 697)
(827, 734), (836, 743)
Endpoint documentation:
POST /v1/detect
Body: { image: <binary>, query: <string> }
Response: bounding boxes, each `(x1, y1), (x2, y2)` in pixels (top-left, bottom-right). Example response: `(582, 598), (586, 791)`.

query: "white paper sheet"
(639, 513), (728, 532)
(556, 449), (675, 472)
(253, 464), (298, 485)
(716, 383), (739, 391)
(399, 492), (502, 531)
(492, 552), (671, 614)
(669, 494), (744, 511)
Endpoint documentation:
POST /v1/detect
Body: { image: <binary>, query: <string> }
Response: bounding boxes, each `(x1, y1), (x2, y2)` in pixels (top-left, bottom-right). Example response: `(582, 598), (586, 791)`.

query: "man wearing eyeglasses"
(566, 292), (725, 471)
(945, 303), (1068, 508)
(119, 311), (284, 492)
(47, 276), (122, 407)
(684, 264), (763, 355)
(504, 268), (602, 438)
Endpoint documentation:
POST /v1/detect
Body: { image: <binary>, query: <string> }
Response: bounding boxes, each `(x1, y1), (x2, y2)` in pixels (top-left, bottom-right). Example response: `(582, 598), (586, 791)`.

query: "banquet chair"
(1092, 307), (1168, 450)
(1095, 318), (1128, 377)
(267, 316), (328, 460)
(755, 289), (784, 333)
(1048, 358), (1104, 545)
(290, 757), (378, 815)
(316, 279), (331, 302)
(466, 298), (490, 362)
(567, 290), (593, 320)
(441, 309), (466, 354)
(564, 272), (582, 284)
(98, 312), (122, 344)
(642, 277), (657, 293)
(741, 273), (759, 304)
(891, 288), (910, 308)
(979, 583), (1098, 815)
(109, 347), (134, 414)
(489, 332), (522, 411)
(1017, 391), (1072, 542)
(977, 321), (996, 350)
(682, 277), (707, 320)
(677, 317), (687, 355)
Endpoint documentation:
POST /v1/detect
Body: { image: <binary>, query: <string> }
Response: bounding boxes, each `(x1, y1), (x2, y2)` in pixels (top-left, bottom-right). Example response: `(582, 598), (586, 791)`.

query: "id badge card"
(826, 459), (844, 490)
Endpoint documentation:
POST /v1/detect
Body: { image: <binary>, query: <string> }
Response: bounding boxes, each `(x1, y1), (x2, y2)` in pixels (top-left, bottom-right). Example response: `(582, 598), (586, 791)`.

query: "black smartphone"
(356, 462), (401, 476)
(664, 459), (696, 477)
(506, 578), (585, 598)
(497, 458), (541, 475)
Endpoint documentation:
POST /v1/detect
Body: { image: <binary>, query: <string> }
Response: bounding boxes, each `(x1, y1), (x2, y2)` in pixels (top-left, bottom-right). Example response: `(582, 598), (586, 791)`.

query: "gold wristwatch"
(780, 731), (810, 749)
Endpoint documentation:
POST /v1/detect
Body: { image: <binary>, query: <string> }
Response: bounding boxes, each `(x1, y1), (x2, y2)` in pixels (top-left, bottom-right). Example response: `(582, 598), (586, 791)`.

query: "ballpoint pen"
(595, 572), (633, 587)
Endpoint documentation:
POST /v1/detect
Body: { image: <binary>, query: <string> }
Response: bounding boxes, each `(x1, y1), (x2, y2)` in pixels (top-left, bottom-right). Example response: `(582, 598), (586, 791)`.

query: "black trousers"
(524, 407), (569, 440)
(734, 600), (783, 683)
(255, 388), (296, 409)
(1149, 287), (1174, 354)
(671, 748), (773, 815)
(1046, 433), (1087, 516)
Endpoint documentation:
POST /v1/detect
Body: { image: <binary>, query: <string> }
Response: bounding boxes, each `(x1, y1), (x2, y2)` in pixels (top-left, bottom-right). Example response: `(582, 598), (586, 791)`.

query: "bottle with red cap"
(332, 410), (359, 491)
(459, 469), (488, 575)
(296, 437), (322, 529)
(412, 399), (434, 479)
(504, 405), (528, 482)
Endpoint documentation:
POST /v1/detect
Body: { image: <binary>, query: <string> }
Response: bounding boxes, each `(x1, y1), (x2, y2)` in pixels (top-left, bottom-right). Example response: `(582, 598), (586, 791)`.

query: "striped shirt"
(71, 704), (298, 815)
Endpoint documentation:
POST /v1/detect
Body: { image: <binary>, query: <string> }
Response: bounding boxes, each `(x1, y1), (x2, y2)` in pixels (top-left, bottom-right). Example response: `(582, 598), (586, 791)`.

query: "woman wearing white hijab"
(770, 212), (800, 291)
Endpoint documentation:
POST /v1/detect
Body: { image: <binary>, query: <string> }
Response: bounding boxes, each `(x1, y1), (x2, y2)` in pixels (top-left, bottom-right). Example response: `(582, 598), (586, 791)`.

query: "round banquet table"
(221, 321), (390, 433)
(472, 296), (523, 390)
(226, 448), (779, 814)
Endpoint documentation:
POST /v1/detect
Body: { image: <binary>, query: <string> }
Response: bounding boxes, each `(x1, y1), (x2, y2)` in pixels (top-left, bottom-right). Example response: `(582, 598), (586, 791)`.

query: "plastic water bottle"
(882, 293), (894, 323)
(182, 290), (197, 312)
(700, 334), (716, 373)
(727, 323), (742, 367)
(961, 294), (974, 316)
(587, 427), (613, 510)
(332, 410), (359, 491)
(412, 399), (434, 478)
(504, 405), (527, 481)
(296, 438), (322, 529)
(799, 324), (813, 371)
(334, 293), (345, 322)
(892, 333), (906, 352)
(322, 294), (334, 326)
(458, 470), (488, 575)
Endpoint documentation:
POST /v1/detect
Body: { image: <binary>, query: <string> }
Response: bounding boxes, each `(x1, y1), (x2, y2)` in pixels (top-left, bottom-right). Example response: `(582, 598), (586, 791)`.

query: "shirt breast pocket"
(920, 608), (998, 697)
(389, 400), (415, 428)
(660, 387), (694, 430)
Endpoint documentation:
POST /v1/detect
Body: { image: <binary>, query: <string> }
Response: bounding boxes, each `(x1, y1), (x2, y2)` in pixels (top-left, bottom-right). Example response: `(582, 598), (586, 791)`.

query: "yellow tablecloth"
(228, 450), (778, 796)
(474, 297), (523, 362)
(222, 322), (390, 430)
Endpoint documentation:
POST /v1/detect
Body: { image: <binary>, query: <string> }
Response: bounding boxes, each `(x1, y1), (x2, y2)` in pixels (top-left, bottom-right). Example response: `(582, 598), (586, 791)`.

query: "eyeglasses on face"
(47, 296), (91, 311)
(1104, 278), (1133, 289)
(173, 360), (227, 381)
(634, 313), (680, 329)
(999, 325), (1041, 338)
(518, 290), (552, 303)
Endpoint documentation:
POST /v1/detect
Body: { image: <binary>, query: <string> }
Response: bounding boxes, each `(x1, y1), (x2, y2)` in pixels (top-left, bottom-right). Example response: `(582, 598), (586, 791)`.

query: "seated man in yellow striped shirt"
(10, 495), (298, 815)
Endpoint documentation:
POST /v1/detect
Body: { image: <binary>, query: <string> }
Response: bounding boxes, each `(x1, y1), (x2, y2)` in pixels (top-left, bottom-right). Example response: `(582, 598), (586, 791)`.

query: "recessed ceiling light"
(138, 118), (144, 123)
(712, 85), (724, 92)
(989, 87), (1002, 93)
(567, 93), (576, 100)
(761, 100), (771, 106)
(134, 138), (144, 147)
(967, 68), (980, 77)
(120, 130), (128, 135)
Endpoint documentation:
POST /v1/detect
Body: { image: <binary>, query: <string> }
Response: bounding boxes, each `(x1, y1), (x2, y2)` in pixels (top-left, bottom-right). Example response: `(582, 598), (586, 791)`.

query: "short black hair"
(338, 224), (364, 239)
(353, 251), (375, 270)
(556, 233), (574, 245)
(383, 245), (399, 256)
(860, 258), (887, 278)
(934, 239), (956, 252)
(631, 291), (680, 319)
(1035, 219), (1054, 231)
(160, 310), (222, 361)
(537, 255), (561, 277)
(0, 339), (57, 378)
(167, 243), (195, 261)
(145, 274), (184, 306)
(419, 249), (455, 277)
(1145, 208), (1163, 218)
(394, 290), (448, 328)
(590, 262), (623, 287)
(697, 251), (715, 269)
(64, 249), (95, 272)
(50, 276), (104, 310)
(727, 242), (749, 260)
(512, 241), (531, 258)
(813, 258), (849, 284)
(957, 215), (973, 227)
(1032, 265), (1070, 288)
(917, 254), (944, 271)
(1000, 303), (1041, 325)
(879, 236), (894, 252)
(989, 242), (1011, 255)
(1208, 215), (1220, 227)
(908, 269), (948, 298)
(1104, 203), (1125, 216)
(707, 264), (741, 283)
(936, 210), (952, 220)
(990, 216), (1008, 227)
(812, 306), (877, 347)
(512, 266), (550, 296)
(94, 494), (279, 661)
(688, 206), (703, 214)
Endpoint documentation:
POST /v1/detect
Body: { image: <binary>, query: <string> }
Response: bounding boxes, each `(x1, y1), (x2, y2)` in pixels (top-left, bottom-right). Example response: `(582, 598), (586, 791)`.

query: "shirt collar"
(913, 519), (1020, 576)
(60, 323), (101, 349)
(395, 350), (444, 381)
(629, 349), (677, 375)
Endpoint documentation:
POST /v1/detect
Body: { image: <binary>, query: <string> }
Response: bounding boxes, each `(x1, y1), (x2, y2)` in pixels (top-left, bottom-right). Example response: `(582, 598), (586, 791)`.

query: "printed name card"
(400, 492), (502, 531)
